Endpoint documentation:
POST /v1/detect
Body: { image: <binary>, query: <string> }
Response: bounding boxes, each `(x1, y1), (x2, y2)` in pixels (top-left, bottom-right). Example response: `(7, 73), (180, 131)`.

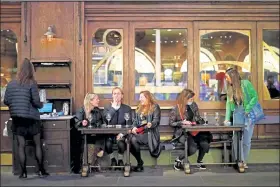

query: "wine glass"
(203, 112), (208, 126)
(88, 113), (93, 128)
(106, 113), (111, 127)
(215, 112), (220, 126)
(124, 113), (130, 127)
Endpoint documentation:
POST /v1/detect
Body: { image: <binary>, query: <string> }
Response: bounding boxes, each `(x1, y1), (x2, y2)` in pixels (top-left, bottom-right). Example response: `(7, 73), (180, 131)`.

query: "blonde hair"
(83, 92), (98, 118)
(112, 87), (124, 95)
(136, 90), (157, 116)
(226, 68), (243, 105)
(176, 89), (195, 114)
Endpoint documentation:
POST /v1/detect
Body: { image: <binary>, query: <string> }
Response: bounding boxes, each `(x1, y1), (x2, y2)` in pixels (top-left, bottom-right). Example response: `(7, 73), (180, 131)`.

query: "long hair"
(16, 58), (36, 85)
(136, 90), (157, 116)
(177, 89), (195, 114)
(83, 92), (98, 119)
(226, 68), (243, 105)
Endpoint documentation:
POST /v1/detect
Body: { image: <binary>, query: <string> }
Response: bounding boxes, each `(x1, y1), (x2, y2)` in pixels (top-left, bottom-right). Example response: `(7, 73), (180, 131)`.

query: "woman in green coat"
(224, 68), (258, 169)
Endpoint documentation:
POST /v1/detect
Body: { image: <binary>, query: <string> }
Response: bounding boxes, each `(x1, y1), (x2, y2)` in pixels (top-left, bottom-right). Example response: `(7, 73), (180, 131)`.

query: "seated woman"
(128, 90), (161, 172)
(103, 87), (132, 169)
(74, 92), (104, 172)
(169, 89), (212, 171)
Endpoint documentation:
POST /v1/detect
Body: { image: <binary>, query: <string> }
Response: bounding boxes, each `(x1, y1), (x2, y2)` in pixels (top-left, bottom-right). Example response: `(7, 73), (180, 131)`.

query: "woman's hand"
(131, 127), (137, 134)
(182, 120), (192, 125)
(82, 120), (88, 127)
(116, 133), (123, 140)
(147, 122), (152, 128)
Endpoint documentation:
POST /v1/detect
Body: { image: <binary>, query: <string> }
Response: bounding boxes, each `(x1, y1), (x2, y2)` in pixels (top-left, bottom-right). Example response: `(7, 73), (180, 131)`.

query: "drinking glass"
(203, 112), (208, 126)
(88, 113), (93, 128)
(124, 113), (130, 127)
(106, 113), (112, 127)
(215, 112), (220, 126)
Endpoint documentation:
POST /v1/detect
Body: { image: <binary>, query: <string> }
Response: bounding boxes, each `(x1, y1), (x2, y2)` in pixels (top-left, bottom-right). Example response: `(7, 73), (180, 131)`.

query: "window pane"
(199, 30), (251, 102)
(134, 29), (187, 101)
(92, 29), (123, 99)
(263, 30), (280, 100)
(1, 29), (18, 107)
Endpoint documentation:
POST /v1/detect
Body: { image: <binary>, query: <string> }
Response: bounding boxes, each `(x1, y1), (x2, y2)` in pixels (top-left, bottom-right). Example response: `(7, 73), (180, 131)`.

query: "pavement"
(1, 164), (279, 186)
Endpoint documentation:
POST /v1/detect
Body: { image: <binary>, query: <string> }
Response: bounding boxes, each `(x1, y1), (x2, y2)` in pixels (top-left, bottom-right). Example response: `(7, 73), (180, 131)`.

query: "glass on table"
(106, 113), (112, 127)
(124, 112), (130, 127)
(215, 112), (220, 126)
(88, 113), (93, 128)
(203, 112), (208, 126)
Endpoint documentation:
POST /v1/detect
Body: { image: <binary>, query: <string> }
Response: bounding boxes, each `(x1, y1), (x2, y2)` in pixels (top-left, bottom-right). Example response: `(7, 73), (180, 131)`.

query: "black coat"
(103, 104), (132, 125)
(74, 107), (104, 128)
(133, 104), (162, 158)
(4, 80), (43, 120)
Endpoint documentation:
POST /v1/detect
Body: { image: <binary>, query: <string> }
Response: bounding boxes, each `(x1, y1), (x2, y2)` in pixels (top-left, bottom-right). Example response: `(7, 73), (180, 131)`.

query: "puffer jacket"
(4, 80), (43, 120)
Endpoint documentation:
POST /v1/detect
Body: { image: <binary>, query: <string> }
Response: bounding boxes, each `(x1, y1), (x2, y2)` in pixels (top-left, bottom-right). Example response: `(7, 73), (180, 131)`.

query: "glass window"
(91, 29), (123, 99)
(263, 30), (280, 100)
(199, 30), (251, 102)
(1, 29), (18, 107)
(134, 28), (188, 101)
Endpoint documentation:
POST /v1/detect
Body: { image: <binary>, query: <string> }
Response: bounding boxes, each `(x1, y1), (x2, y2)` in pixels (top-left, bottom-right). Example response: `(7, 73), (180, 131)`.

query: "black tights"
(105, 138), (126, 155)
(130, 136), (143, 165)
(17, 133), (43, 173)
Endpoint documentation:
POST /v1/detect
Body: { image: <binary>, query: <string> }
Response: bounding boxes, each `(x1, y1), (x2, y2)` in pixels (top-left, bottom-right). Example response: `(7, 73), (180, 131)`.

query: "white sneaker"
(244, 163), (248, 169)
(173, 157), (183, 171)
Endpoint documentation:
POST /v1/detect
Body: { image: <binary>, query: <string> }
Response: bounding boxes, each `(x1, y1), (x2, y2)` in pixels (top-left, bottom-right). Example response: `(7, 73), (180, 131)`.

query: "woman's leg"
(197, 140), (210, 163)
(117, 139), (126, 166)
(33, 133), (49, 176)
(243, 122), (255, 163)
(16, 135), (27, 178)
(105, 137), (117, 167)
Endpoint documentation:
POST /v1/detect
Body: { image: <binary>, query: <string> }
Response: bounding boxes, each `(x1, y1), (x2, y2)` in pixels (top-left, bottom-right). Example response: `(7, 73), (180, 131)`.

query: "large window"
(199, 30), (251, 102)
(1, 29), (18, 108)
(262, 30), (280, 100)
(134, 28), (188, 101)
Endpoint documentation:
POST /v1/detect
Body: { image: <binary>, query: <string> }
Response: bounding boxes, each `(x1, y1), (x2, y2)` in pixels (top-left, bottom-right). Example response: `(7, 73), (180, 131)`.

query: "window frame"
(128, 21), (193, 107)
(257, 22), (280, 110)
(193, 21), (257, 110)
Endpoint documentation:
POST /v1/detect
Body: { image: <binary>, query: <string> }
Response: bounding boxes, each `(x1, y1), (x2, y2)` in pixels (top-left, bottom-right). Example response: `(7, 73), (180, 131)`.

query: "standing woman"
(4, 58), (49, 178)
(224, 68), (258, 169)
(128, 90), (161, 172)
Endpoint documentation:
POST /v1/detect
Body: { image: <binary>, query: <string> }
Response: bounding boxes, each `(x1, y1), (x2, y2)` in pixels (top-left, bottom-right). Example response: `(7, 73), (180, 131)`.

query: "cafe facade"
(1, 1), (279, 170)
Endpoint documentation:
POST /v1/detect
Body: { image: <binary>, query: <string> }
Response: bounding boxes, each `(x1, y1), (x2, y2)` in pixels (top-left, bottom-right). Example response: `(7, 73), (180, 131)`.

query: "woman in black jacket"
(169, 89), (212, 171)
(74, 92), (104, 172)
(4, 58), (49, 178)
(128, 90), (161, 172)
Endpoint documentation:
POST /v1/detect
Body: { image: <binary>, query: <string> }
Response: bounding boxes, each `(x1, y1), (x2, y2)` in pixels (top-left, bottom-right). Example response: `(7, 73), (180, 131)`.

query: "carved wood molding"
(85, 2), (280, 19)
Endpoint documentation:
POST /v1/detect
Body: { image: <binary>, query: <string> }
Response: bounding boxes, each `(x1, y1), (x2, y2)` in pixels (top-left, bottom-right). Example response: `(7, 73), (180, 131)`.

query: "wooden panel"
(30, 2), (75, 59)
(0, 2), (21, 23)
(43, 120), (68, 130)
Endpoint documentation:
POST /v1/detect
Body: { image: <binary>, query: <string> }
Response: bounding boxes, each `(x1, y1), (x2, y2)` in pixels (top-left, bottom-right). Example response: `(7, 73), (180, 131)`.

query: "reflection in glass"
(134, 29), (188, 101)
(262, 30), (280, 100)
(92, 29), (123, 99)
(199, 30), (251, 102)
(1, 30), (17, 107)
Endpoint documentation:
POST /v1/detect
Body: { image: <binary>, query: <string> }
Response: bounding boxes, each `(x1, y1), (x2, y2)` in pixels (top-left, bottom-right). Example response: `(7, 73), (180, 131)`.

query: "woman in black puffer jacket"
(4, 58), (49, 178)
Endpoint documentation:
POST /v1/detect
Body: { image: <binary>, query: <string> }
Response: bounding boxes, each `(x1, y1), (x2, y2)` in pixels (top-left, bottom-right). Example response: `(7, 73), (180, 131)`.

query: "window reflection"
(134, 29), (188, 101)
(92, 29), (123, 99)
(262, 30), (280, 100)
(1, 29), (17, 107)
(199, 30), (251, 102)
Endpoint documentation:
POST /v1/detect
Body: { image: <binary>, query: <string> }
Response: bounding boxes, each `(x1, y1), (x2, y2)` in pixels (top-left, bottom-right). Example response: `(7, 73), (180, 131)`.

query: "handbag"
(244, 84), (265, 124)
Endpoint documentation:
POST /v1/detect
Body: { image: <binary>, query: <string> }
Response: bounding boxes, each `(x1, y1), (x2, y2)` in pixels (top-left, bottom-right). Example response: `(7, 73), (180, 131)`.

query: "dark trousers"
(105, 136), (126, 156)
(178, 133), (210, 162)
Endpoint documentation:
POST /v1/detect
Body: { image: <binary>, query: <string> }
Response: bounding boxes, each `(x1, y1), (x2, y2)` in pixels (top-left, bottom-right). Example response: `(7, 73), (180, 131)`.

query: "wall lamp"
(44, 25), (56, 41)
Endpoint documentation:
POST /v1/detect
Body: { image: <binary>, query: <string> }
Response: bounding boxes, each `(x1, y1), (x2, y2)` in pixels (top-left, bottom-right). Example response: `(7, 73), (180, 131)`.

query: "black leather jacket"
(74, 107), (104, 128)
(133, 104), (161, 158)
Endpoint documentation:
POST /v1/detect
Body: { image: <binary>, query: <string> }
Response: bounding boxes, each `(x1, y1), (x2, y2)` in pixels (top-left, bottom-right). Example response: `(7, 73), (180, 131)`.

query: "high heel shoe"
(19, 172), (27, 179)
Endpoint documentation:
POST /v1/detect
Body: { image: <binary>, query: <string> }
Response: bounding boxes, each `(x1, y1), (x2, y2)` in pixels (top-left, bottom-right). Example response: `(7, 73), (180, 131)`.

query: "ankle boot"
(38, 165), (49, 177)
(19, 169), (27, 179)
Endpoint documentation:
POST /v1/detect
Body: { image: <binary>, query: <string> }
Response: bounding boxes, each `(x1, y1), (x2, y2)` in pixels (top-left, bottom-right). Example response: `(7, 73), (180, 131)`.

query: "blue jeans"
(233, 116), (255, 162)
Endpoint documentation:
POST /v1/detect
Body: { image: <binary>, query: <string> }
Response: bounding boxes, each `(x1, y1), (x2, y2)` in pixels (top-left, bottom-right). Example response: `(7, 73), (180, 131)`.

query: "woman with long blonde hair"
(169, 89), (212, 171)
(224, 68), (259, 169)
(128, 90), (161, 172)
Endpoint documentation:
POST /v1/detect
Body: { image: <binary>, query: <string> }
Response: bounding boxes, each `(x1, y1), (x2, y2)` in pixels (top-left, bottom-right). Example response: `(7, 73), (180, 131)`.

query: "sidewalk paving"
(1, 164), (279, 186)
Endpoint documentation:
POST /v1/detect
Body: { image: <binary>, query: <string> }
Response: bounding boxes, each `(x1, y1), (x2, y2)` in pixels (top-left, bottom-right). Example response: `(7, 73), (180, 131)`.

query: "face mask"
(187, 101), (193, 105)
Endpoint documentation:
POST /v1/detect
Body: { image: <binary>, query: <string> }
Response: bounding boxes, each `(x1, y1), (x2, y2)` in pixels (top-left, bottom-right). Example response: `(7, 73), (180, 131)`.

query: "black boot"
(133, 160), (144, 172)
(38, 164), (49, 177)
(19, 168), (27, 179)
(117, 160), (124, 170)
(110, 158), (117, 170)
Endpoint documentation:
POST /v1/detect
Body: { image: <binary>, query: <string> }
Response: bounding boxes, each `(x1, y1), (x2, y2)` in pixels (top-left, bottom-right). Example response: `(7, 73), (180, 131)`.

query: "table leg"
(184, 132), (191, 174)
(124, 135), (131, 177)
(81, 133), (89, 177)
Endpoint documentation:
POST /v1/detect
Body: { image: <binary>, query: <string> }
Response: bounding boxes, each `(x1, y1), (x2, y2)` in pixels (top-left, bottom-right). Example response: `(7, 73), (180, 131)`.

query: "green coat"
(225, 80), (258, 121)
